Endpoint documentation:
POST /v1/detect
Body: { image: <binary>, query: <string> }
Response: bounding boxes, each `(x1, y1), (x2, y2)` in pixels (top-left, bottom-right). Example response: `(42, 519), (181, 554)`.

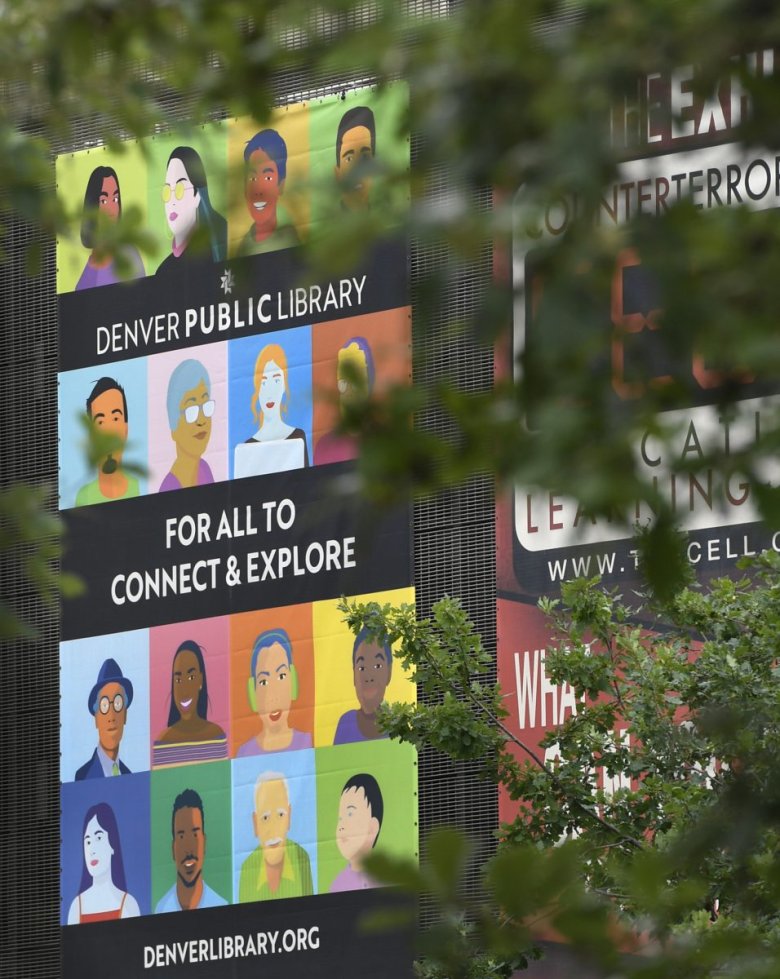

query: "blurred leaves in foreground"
(344, 552), (780, 977)
(7, 1), (780, 613)
(5, 2), (780, 971)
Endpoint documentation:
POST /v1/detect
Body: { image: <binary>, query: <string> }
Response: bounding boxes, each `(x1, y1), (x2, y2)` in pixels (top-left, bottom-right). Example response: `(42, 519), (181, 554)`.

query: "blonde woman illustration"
(233, 343), (309, 478)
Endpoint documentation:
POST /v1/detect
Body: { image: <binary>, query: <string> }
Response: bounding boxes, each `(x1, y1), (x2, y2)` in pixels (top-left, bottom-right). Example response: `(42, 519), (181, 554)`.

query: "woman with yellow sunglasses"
(156, 146), (226, 277)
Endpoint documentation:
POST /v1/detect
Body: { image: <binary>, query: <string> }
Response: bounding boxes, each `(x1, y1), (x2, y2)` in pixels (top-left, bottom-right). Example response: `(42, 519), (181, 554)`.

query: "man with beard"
(334, 106), (376, 211)
(75, 377), (140, 506)
(155, 789), (227, 912)
(238, 772), (313, 902)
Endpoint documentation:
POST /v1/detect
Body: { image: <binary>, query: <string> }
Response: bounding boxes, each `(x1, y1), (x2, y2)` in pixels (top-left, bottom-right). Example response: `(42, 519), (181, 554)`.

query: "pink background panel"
(148, 615), (231, 755)
(146, 341), (229, 493)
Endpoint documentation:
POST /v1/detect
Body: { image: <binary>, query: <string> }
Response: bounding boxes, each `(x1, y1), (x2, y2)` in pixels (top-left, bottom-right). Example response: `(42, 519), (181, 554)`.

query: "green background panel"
(315, 740), (418, 894)
(308, 83), (409, 238)
(150, 760), (233, 911)
(56, 142), (149, 294)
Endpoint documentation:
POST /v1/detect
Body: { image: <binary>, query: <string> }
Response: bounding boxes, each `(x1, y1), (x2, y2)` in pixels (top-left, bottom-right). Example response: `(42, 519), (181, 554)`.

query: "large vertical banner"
(58, 86), (417, 979)
(497, 52), (780, 829)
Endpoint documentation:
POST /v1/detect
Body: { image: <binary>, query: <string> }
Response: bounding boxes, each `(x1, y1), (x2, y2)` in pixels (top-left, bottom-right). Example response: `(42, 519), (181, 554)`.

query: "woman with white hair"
(159, 358), (215, 491)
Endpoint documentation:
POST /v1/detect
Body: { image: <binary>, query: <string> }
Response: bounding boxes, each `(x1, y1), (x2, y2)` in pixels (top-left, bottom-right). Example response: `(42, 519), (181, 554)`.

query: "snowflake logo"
(220, 268), (235, 295)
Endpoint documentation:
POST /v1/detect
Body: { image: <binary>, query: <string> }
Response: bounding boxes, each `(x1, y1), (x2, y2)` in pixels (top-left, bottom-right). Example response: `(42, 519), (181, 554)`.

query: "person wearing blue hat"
(75, 658), (134, 780)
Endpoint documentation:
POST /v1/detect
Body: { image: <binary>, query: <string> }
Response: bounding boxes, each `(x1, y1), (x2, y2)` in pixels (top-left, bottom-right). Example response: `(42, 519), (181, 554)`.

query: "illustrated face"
(245, 149), (283, 235)
(258, 359), (286, 418)
(253, 778), (291, 867)
(83, 814), (114, 880)
(172, 806), (205, 888)
(89, 387), (128, 469)
(254, 641), (293, 732)
(353, 640), (391, 715)
(336, 786), (379, 863)
(98, 175), (120, 222)
(164, 157), (200, 242)
(172, 647), (202, 721)
(172, 379), (213, 459)
(336, 125), (373, 209)
(337, 343), (370, 412)
(94, 680), (127, 755)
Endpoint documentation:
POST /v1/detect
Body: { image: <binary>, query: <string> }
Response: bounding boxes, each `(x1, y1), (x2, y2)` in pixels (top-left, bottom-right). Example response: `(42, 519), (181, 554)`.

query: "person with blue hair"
(156, 146), (227, 277)
(314, 336), (375, 465)
(333, 627), (393, 745)
(159, 358), (216, 491)
(237, 627), (312, 756)
(331, 773), (384, 892)
(238, 129), (301, 257)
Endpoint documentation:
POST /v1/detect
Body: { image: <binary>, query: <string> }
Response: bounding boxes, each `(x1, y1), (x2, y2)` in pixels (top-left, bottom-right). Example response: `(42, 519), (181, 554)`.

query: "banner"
(58, 85), (417, 978)
(497, 51), (779, 827)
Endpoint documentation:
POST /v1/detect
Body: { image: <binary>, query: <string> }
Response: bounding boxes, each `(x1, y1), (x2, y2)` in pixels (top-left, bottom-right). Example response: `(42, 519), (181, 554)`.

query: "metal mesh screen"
(0, 222), (61, 978)
(0, 5), (497, 973)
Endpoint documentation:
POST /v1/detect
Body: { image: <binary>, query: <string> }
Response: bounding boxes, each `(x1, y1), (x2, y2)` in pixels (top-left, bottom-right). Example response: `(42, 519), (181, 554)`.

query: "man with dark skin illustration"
(334, 106), (376, 211)
(333, 628), (393, 744)
(75, 377), (139, 506)
(75, 658), (133, 780)
(238, 129), (300, 256)
(155, 789), (226, 912)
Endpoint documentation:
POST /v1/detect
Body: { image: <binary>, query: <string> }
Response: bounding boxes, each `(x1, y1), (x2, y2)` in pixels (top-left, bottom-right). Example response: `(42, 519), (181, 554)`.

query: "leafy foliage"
(5, 0), (780, 630)
(343, 554), (780, 976)
(2, 3), (780, 523)
(3, 4), (780, 971)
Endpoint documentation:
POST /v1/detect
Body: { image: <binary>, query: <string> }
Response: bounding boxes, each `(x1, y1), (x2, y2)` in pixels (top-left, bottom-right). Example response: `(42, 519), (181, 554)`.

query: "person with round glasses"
(75, 658), (134, 780)
(159, 359), (216, 491)
(156, 146), (226, 277)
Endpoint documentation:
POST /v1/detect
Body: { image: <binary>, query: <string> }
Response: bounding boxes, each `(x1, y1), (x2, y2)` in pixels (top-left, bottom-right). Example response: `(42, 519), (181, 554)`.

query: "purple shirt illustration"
(332, 628), (393, 745)
(330, 774), (383, 895)
(236, 728), (312, 757)
(330, 865), (377, 892)
(159, 458), (214, 492)
(333, 710), (388, 746)
(160, 359), (216, 492)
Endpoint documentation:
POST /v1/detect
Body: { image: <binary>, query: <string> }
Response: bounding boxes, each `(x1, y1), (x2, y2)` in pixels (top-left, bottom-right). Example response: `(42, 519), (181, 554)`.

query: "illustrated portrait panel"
(146, 341), (229, 494)
(58, 358), (149, 510)
(229, 604), (315, 759)
(231, 750), (318, 904)
(60, 629), (151, 783)
(149, 761), (232, 913)
(314, 740), (418, 895)
(56, 143), (149, 295)
(313, 586), (416, 748)
(149, 615), (231, 770)
(61, 773), (152, 924)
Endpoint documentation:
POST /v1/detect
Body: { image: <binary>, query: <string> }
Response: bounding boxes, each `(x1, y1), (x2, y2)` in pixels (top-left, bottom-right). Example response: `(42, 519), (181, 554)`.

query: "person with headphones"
(236, 628), (312, 756)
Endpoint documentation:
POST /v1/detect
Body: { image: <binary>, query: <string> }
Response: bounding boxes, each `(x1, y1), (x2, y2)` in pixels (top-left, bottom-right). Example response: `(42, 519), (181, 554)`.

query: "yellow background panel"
(227, 104), (310, 256)
(313, 586), (416, 748)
